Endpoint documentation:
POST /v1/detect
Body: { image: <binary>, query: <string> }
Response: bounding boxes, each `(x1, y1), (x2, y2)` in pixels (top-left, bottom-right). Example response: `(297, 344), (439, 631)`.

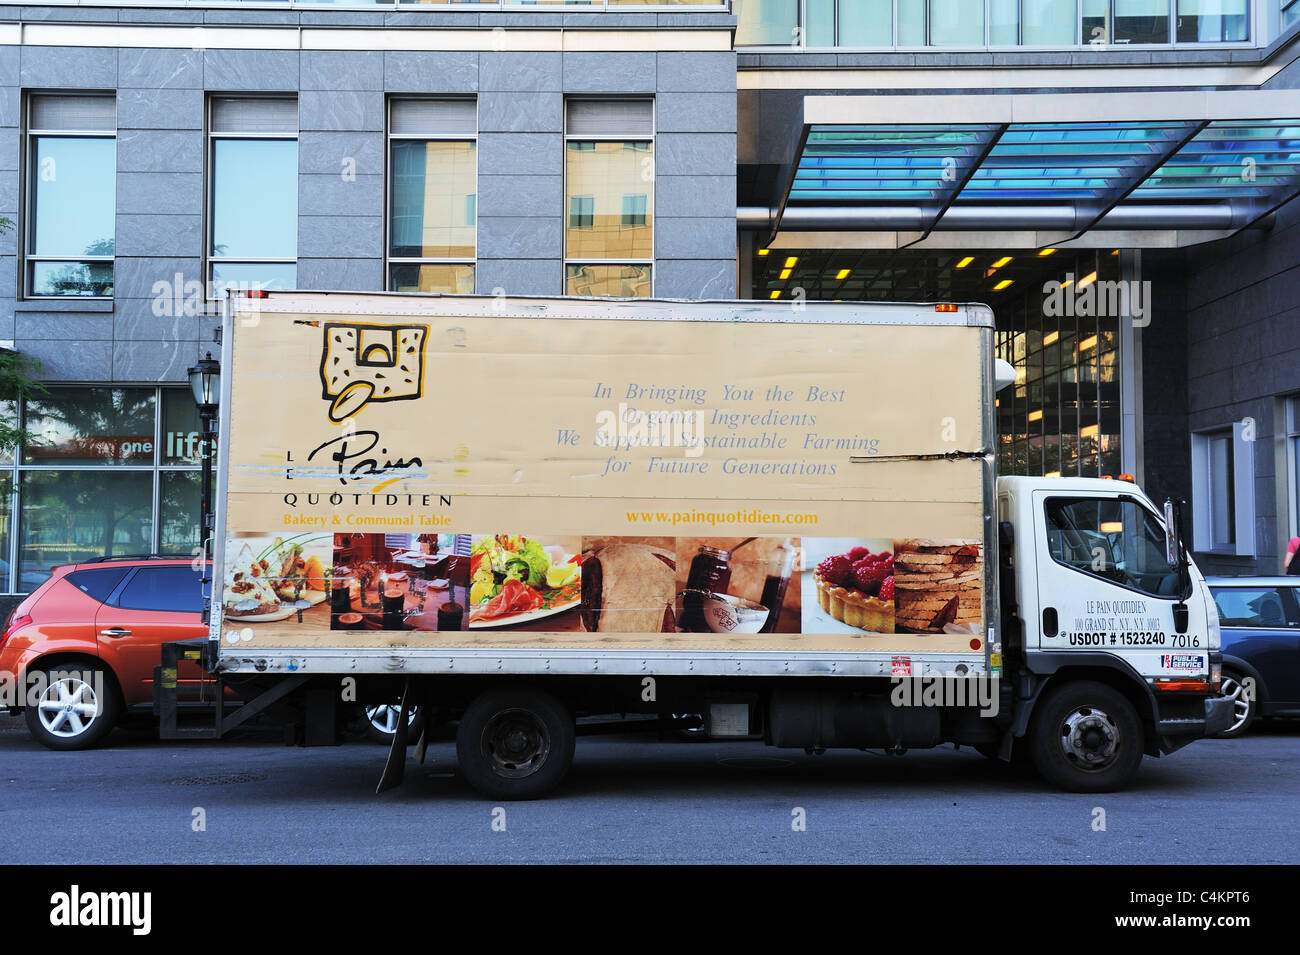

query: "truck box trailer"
(188, 290), (1232, 797)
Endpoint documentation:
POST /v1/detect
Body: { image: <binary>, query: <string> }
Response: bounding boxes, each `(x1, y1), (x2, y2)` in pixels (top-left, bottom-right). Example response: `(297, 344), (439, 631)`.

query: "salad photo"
(469, 535), (582, 630)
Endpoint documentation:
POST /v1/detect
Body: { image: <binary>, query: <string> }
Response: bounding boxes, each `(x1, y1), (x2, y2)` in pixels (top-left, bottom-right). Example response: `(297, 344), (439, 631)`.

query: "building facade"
(1, 0), (1299, 598)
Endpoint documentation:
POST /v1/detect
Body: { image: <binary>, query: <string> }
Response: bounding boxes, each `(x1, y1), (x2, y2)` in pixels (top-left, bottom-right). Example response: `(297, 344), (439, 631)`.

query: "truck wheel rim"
(366, 704), (418, 735)
(1219, 677), (1251, 734)
(1058, 706), (1120, 771)
(36, 676), (100, 739)
(481, 709), (550, 779)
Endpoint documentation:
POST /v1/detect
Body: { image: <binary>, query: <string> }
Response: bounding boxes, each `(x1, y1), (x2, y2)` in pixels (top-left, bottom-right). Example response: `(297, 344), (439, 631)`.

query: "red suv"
(0, 556), (210, 750)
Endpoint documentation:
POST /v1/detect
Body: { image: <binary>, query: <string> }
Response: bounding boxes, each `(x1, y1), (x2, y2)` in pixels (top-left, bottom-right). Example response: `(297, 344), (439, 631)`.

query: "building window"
(1180, 0), (1248, 41)
(736, 0), (1249, 47)
(208, 96), (298, 298)
(25, 94), (116, 298)
(0, 387), (204, 594)
(1286, 0), (1300, 31)
(1191, 423), (1255, 556)
(387, 98), (477, 295)
(565, 100), (654, 298)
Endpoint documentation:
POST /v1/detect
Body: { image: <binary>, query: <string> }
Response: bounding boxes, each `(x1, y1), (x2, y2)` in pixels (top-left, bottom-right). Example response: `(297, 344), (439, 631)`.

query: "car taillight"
(0, 613), (31, 649)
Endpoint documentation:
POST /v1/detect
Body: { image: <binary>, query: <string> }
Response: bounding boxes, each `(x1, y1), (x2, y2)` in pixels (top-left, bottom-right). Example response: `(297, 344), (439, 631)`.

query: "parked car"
(1207, 576), (1300, 738)
(0, 556), (211, 750)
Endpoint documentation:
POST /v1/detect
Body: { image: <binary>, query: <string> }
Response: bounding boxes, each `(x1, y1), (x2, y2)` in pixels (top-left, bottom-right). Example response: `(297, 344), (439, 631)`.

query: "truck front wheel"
(1029, 681), (1143, 793)
(456, 687), (575, 800)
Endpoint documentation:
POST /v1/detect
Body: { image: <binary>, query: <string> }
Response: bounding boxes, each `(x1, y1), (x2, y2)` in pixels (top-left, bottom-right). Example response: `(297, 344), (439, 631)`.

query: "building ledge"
(15, 299), (114, 313)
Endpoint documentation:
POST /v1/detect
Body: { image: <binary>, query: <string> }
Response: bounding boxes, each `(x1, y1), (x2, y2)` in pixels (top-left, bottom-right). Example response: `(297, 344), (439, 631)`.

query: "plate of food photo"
(468, 535), (582, 629)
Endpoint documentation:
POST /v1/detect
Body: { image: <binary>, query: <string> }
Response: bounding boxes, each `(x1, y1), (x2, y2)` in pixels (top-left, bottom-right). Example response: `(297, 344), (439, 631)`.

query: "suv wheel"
(25, 664), (119, 751)
(363, 703), (426, 744)
(1215, 670), (1256, 739)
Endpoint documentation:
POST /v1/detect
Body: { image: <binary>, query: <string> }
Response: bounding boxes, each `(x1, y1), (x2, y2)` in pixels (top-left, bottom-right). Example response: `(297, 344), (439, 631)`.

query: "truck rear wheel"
(456, 687), (575, 800)
(1029, 681), (1143, 793)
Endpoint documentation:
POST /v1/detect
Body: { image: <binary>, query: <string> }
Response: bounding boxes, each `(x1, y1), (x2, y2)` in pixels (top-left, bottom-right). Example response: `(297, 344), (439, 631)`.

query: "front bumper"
(1154, 693), (1234, 753)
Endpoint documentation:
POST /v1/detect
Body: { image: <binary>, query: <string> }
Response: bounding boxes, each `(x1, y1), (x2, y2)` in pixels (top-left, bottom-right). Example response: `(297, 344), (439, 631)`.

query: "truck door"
(1032, 492), (1211, 679)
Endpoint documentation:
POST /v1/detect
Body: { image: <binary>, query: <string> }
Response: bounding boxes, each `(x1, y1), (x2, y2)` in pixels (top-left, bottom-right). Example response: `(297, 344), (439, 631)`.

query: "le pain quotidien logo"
(284, 320), (446, 505)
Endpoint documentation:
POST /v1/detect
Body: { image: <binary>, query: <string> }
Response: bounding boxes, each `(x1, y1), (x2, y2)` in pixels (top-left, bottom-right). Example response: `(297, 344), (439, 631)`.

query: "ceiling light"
(1028, 409), (1043, 422)
(1043, 331), (1059, 346)
(769, 290), (781, 300)
(992, 256), (1013, 269)
(784, 257), (799, 269)
(757, 248), (770, 256)
(1078, 335), (1098, 351)
(993, 279), (1014, 290)
(956, 256), (974, 269)
(1077, 271), (1098, 289)
(836, 269), (851, 280)
(779, 268), (792, 280)
(1038, 248), (1057, 257)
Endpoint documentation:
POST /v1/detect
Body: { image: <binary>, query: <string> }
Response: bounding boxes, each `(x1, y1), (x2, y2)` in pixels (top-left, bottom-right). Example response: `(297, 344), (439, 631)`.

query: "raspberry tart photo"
(806, 540), (896, 634)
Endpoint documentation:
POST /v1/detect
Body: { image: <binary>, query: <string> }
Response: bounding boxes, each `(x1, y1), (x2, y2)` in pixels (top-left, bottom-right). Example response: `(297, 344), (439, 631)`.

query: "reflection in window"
(1023, 0), (1078, 43)
(388, 99), (477, 294)
(565, 100), (654, 298)
(0, 387), (206, 592)
(566, 264), (652, 298)
(209, 97), (298, 298)
(20, 470), (153, 586)
(24, 388), (156, 466)
(930, 0), (985, 45)
(26, 95), (116, 297)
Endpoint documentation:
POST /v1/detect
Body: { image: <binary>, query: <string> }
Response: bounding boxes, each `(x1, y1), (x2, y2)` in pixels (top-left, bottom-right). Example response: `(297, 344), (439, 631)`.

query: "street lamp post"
(187, 353), (221, 564)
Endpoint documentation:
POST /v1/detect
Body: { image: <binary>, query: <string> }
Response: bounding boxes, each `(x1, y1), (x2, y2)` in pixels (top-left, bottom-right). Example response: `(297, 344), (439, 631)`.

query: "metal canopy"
(765, 92), (1300, 247)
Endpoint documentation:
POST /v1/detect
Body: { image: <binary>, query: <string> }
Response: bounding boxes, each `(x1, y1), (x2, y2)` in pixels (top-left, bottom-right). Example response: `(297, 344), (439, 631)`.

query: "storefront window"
(1115, 0), (1170, 43)
(1178, 0), (1247, 41)
(733, 0), (798, 45)
(0, 387), (205, 592)
(20, 470), (153, 586)
(24, 388), (156, 466)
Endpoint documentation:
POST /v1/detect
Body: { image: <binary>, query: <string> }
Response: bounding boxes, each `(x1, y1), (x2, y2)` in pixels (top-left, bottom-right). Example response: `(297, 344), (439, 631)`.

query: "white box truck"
(175, 291), (1231, 798)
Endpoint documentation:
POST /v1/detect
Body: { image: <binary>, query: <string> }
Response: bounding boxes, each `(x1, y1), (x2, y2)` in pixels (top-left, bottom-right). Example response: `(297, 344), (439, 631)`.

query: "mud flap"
(375, 679), (412, 795)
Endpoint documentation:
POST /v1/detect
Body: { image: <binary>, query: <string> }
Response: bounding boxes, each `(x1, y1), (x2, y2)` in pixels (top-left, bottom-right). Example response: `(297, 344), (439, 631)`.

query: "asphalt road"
(1, 712), (1296, 864)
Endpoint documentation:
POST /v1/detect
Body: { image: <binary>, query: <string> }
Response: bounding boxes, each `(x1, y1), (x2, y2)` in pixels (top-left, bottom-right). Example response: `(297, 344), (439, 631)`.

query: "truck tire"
(24, 663), (120, 751)
(456, 687), (575, 800)
(1029, 681), (1143, 793)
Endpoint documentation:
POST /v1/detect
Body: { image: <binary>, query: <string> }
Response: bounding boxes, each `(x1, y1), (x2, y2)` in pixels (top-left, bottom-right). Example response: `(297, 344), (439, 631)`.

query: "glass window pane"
(930, 0), (985, 44)
(24, 387), (156, 466)
(807, 0), (835, 46)
(19, 470), (153, 588)
(118, 566), (204, 613)
(160, 471), (201, 555)
(990, 0), (1020, 44)
(1209, 432), (1234, 547)
(1045, 498), (1177, 596)
(1177, 0), (1248, 41)
(565, 142), (653, 260)
(898, 0), (926, 43)
(211, 139), (298, 259)
(839, 0), (893, 44)
(389, 140), (476, 259)
(1083, 0), (1110, 43)
(1212, 588), (1288, 627)
(1024, 0), (1077, 43)
(64, 567), (131, 603)
(565, 264), (652, 298)
(30, 137), (115, 259)
(389, 264), (476, 294)
(1115, 0), (1170, 42)
(734, 0), (799, 45)
(0, 399), (14, 466)
(161, 389), (204, 466)
(29, 260), (113, 298)
(210, 262), (296, 299)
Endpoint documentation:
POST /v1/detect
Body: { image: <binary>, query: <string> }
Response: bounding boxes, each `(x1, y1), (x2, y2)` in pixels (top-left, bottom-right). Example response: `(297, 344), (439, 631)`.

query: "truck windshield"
(1044, 497), (1179, 598)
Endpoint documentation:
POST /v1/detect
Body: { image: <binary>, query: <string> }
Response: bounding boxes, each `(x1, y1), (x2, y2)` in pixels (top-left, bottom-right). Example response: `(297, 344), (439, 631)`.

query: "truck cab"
(996, 475), (1231, 789)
